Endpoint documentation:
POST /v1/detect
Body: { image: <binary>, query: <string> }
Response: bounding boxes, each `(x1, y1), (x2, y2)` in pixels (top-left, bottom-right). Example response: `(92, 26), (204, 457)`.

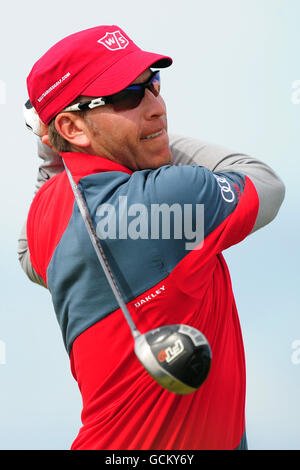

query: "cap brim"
(81, 49), (172, 97)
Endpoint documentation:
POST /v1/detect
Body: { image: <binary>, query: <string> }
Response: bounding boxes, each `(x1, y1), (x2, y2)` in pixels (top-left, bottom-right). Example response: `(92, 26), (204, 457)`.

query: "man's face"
(82, 69), (172, 171)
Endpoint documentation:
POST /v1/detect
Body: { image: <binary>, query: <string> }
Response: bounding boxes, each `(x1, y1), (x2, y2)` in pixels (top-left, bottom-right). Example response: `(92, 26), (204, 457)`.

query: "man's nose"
(143, 89), (166, 119)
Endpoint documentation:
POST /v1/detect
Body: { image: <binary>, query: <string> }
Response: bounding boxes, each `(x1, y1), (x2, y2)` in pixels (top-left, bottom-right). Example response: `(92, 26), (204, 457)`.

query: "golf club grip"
(62, 159), (140, 338)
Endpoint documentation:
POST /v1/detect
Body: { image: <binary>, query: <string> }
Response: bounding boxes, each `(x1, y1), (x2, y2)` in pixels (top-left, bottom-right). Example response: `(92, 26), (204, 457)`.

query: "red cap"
(27, 25), (172, 124)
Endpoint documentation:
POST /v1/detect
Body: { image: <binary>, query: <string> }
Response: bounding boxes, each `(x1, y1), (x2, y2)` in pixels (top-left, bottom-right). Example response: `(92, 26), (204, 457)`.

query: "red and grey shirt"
(26, 151), (259, 449)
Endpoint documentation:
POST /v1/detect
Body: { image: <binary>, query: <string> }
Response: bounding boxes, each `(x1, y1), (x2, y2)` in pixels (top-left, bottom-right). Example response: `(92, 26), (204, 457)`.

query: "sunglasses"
(63, 70), (161, 113)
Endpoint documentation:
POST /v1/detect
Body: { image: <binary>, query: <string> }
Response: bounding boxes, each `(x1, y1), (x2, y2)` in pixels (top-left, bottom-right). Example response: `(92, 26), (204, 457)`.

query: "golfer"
(18, 25), (285, 450)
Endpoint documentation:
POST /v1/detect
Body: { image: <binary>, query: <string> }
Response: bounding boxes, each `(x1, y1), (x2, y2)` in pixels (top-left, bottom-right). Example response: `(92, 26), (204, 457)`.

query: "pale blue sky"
(0, 0), (299, 449)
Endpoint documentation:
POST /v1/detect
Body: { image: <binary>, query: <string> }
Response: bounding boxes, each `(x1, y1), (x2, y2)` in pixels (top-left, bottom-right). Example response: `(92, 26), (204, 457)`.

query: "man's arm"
(18, 222), (47, 287)
(18, 139), (63, 287)
(32, 137), (64, 192)
(169, 134), (285, 233)
(18, 134), (285, 286)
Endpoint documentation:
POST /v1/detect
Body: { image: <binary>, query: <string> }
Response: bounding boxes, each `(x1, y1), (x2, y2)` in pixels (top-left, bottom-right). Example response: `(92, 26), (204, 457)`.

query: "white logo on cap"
(98, 31), (129, 51)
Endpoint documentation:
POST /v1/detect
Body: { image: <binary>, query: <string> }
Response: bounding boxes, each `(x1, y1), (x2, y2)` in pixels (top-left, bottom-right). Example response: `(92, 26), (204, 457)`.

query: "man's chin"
(150, 140), (172, 169)
(147, 148), (172, 169)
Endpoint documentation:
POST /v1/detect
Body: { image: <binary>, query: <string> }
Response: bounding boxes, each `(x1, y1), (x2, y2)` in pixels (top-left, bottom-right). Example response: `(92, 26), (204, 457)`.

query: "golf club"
(24, 101), (212, 394)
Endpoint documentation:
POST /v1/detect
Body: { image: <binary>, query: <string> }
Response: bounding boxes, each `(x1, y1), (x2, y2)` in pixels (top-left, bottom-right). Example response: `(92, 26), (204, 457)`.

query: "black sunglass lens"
(111, 89), (144, 111)
(108, 72), (160, 111)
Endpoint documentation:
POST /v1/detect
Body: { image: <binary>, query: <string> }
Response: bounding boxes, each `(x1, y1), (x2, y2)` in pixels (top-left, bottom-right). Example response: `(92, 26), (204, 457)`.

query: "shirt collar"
(60, 152), (133, 179)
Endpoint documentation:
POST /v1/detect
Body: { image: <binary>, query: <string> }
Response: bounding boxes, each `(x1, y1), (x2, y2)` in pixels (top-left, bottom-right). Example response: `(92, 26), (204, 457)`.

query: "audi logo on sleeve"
(214, 175), (235, 203)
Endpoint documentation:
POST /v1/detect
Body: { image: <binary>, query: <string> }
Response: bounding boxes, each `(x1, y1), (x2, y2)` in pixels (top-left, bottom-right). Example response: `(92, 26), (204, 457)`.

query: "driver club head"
(134, 324), (211, 394)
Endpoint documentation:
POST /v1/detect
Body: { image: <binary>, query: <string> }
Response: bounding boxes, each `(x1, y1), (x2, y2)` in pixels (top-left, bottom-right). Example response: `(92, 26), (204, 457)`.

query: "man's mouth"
(141, 130), (164, 140)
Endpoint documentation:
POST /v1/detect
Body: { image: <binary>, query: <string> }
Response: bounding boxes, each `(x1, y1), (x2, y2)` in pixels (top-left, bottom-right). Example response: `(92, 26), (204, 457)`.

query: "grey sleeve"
(169, 134), (285, 233)
(33, 138), (64, 192)
(18, 222), (46, 287)
(18, 139), (64, 287)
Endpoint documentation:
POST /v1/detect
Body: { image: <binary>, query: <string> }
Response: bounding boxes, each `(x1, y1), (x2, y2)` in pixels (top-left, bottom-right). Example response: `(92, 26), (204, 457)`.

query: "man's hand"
(35, 121), (64, 192)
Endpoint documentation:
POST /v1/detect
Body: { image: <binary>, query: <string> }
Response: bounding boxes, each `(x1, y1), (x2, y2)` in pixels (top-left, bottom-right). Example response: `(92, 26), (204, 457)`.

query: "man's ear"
(54, 113), (91, 148)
